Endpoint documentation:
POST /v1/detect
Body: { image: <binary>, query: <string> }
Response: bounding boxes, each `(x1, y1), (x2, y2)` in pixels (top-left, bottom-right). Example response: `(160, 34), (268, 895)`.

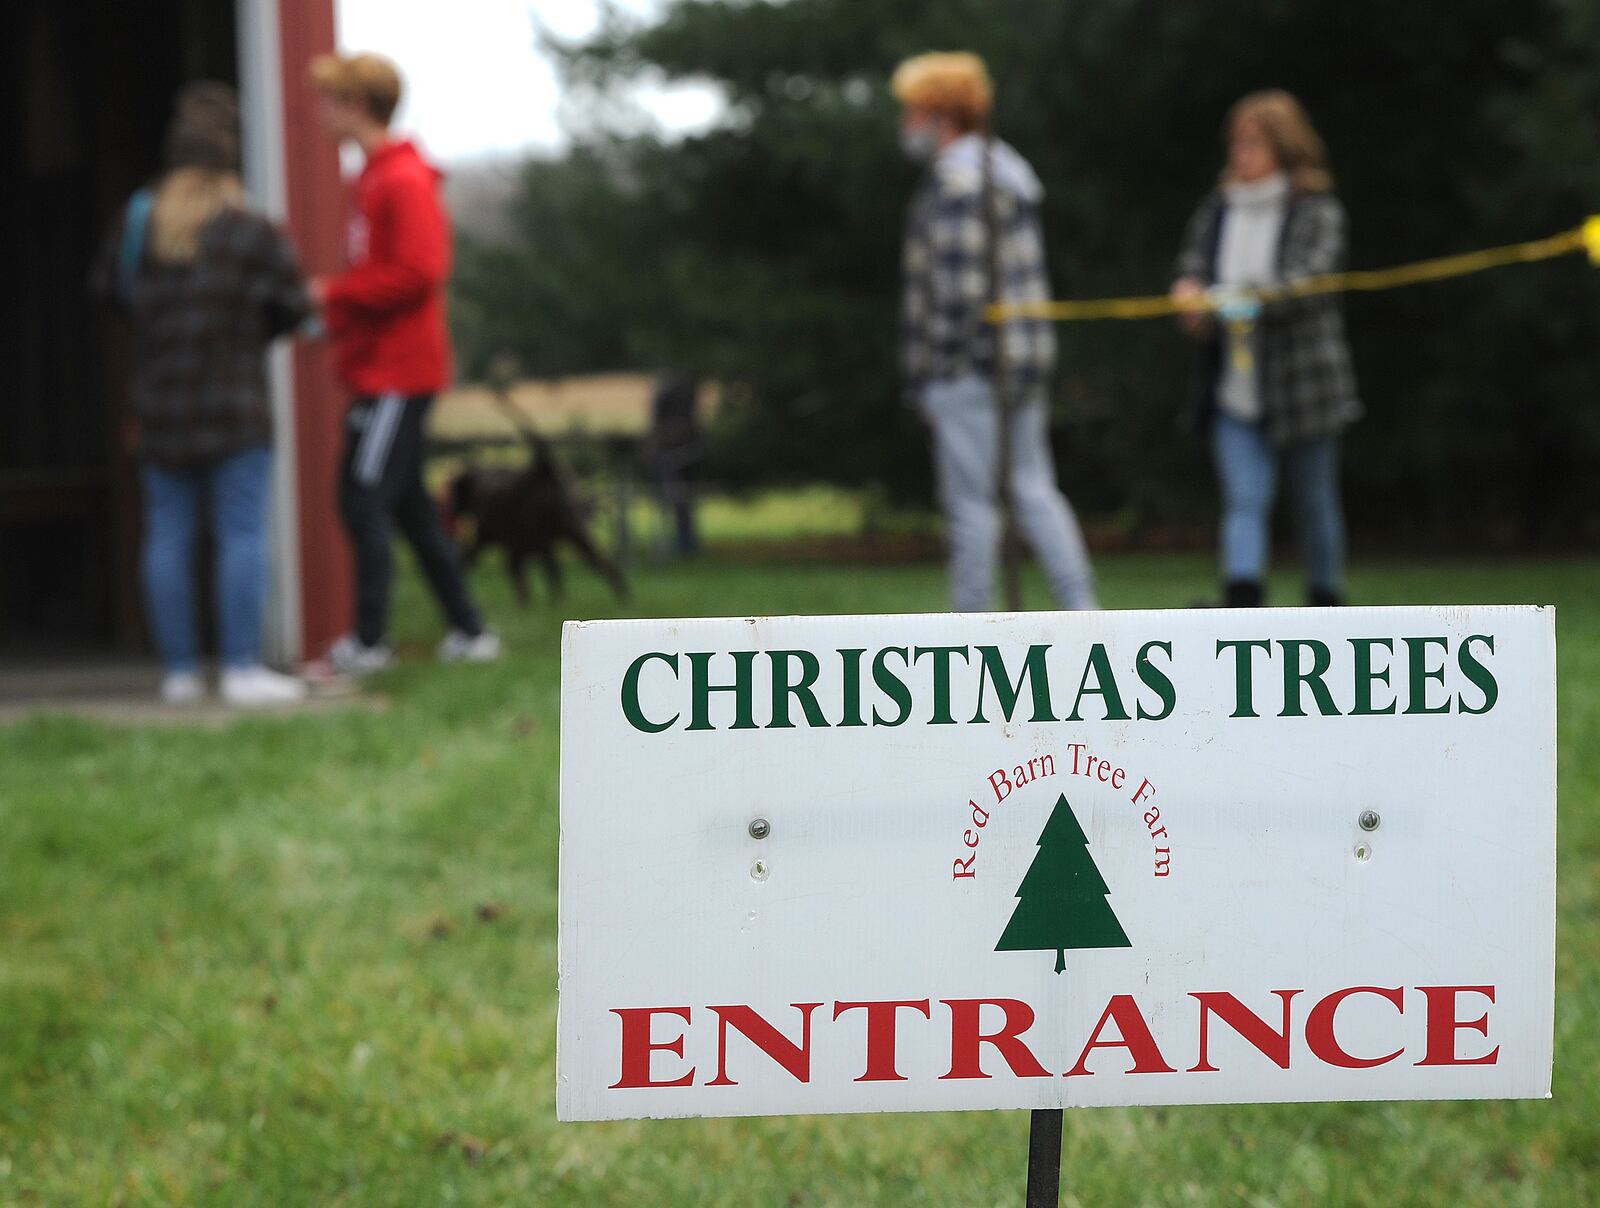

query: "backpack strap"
(119, 188), (155, 302)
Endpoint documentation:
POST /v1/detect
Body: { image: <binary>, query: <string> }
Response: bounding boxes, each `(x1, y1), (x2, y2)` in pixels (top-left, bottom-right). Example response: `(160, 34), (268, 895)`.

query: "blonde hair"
(149, 167), (245, 263)
(1223, 90), (1333, 193)
(891, 52), (993, 133)
(309, 52), (403, 126)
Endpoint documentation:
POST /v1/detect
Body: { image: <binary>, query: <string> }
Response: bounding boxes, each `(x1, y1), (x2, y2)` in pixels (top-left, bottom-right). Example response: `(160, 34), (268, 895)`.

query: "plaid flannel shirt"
(1176, 190), (1362, 446)
(94, 204), (309, 465)
(901, 139), (1055, 401)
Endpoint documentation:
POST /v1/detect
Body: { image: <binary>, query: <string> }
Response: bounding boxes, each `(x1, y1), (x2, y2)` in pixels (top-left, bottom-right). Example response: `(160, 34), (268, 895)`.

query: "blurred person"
(650, 372), (702, 557)
(894, 53), (1098, 614)
(93, 82), (310, 706)
(1171, 90), (1361, 607)
(308, 52), (498, 673)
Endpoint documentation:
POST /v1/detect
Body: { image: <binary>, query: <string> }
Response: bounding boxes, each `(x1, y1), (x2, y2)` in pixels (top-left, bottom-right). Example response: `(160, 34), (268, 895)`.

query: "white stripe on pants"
(920, 373), (1099, 613)
(355, 393), (405, 486)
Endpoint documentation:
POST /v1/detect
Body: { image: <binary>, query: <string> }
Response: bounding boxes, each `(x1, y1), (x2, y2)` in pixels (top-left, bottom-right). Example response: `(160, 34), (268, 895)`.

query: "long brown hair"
(1222, 90), (1333, 193)
(148, 167), (245, 263)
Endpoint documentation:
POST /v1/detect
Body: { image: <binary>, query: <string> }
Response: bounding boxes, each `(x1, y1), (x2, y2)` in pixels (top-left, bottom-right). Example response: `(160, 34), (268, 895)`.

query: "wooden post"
(615, 454), (633, 574)
(982, 124), (1022, 612)
(268, 0), (354, 662)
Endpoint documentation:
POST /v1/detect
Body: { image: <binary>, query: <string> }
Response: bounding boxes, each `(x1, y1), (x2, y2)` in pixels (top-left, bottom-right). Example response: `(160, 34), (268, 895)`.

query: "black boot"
(1307, 585), (1345, 607)
(1225, 579), (1264, 607)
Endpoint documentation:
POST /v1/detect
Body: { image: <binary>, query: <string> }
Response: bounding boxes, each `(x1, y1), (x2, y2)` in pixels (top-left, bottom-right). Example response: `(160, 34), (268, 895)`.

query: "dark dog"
(446, 409), (629, 606)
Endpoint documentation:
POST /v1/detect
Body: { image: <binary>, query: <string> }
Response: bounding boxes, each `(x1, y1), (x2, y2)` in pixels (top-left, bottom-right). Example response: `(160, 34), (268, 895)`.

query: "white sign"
(557, 606), (1556, 1121)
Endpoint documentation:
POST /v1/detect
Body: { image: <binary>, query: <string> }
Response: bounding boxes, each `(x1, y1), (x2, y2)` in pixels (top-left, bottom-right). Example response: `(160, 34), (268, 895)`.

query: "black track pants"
(338, 393), (482, 646)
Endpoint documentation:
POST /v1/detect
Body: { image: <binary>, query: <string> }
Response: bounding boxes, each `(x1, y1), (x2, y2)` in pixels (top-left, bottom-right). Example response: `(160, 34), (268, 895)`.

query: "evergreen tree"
(997, 793), (1130, 974)
(456, 0), (1600, 538)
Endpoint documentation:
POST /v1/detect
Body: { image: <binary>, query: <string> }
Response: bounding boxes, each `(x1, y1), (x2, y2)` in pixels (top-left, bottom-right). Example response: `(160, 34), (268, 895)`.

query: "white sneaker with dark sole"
(438, 630), (502, 664)
(328, 635), (394, 677)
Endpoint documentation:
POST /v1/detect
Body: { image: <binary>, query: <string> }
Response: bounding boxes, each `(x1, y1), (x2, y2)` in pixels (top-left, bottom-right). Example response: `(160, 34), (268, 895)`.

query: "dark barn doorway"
(2, 0), (237, 655)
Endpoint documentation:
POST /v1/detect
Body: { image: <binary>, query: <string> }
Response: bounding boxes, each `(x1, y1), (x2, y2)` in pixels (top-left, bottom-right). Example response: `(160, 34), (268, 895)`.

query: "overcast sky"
(334, 0), (722, 162)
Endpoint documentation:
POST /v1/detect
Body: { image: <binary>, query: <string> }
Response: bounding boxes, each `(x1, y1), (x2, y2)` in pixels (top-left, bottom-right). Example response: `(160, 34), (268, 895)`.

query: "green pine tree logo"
(996, 793), (1131, 973)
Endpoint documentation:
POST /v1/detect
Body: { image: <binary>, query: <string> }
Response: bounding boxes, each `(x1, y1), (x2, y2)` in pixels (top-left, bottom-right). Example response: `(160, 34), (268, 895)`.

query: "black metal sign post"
(1026, 1107), (1064, 1207)
(983, 122), (1060, 1206)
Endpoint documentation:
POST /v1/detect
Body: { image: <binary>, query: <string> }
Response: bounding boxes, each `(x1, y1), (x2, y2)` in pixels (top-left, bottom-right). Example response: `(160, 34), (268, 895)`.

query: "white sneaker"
(160, 670), (205, 705)
(220, 665), (307, 707)
(328, 634), (394, 676)
(438, 630), (502, 664)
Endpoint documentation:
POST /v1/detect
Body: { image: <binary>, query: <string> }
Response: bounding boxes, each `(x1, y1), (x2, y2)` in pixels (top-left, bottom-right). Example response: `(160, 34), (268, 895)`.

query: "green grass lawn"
(2, 552), (1596, 1206)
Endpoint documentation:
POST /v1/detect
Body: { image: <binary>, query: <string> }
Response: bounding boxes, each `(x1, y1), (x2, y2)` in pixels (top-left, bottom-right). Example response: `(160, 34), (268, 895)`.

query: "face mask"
(899, 125), (940, 162)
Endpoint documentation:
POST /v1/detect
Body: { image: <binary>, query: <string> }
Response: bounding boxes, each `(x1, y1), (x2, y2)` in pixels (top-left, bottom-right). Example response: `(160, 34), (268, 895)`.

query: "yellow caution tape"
(987, 217), (1599, 323)
(1584, 215), (1600, 265)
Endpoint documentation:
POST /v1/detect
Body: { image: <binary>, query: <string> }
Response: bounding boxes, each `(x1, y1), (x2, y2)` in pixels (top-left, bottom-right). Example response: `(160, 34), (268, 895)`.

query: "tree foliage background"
(453, 0), (1600, 543)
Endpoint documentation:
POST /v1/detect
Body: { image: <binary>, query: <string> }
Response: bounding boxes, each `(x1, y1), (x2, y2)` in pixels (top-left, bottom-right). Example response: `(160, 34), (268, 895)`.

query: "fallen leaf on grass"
(475, 901), (507, 923)
(435, 1131), (490, 1165)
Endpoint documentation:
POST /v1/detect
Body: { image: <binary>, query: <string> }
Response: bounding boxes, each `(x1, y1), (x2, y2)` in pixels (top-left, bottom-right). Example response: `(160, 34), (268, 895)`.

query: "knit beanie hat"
(164, 81), (242, 173)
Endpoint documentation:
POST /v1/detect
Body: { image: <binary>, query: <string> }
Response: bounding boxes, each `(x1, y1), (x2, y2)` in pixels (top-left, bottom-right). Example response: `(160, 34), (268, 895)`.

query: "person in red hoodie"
(309, 52), (498, 673)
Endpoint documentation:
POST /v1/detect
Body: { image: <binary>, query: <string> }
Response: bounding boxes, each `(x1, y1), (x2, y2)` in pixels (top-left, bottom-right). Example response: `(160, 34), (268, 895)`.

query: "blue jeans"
(141, 446), (272, 672)
(1211, 413), (1343, 595)
(920, 374), (1098, 612)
